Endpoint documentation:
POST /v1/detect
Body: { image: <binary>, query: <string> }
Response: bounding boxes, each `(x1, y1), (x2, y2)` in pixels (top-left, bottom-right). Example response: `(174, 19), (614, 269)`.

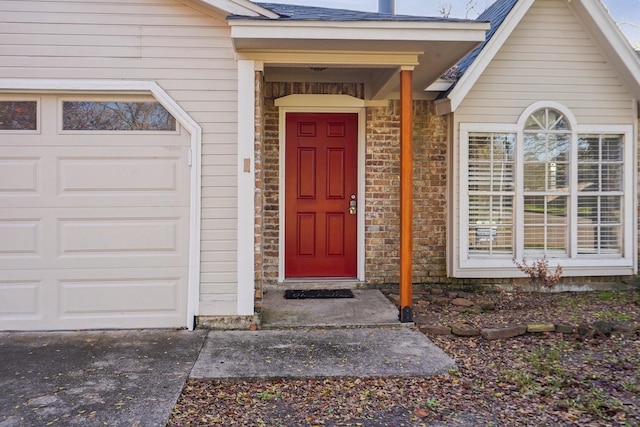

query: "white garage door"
(0, 95), (191, 330)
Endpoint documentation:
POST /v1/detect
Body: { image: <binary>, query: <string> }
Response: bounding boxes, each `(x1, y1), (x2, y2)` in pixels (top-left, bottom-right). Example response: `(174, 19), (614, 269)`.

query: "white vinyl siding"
(451, 0), (637, 278)
(0, 0), (240, 314)
(456, 0), (633, 125)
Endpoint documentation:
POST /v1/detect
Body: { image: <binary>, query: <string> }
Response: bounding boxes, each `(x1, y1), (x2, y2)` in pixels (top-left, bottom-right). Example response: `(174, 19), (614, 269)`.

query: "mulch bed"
(168, 289), (640, 426)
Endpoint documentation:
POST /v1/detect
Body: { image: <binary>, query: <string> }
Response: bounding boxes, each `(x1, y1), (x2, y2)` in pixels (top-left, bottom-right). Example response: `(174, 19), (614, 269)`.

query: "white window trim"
(0, 95), (41, 134)
(457, 113), (635, 278)
(0, 79), (202, 330)
(57, 95), (179, 135)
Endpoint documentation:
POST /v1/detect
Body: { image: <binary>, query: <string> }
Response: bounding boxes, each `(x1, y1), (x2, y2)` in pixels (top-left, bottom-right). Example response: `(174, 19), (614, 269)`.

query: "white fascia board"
(569, 0), (640, 99)
(446, 0), (535, 113)
(230, 20), (489, 43)
(195, 0), (279, 18)
(425, 78), (454, 92)
(237, 50), (421, 66)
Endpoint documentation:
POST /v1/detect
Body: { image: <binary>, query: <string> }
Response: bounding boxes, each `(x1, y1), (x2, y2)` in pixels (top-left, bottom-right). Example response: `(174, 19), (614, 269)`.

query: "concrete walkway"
(193, 289), (456, 380)
(0, 291), (456, 426)
(0, 330), (206, 427)
(192, 327), (455, 380)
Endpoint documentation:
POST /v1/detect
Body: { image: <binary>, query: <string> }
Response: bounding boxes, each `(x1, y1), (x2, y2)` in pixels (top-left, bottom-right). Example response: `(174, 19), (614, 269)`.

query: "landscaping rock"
(527, 323), (556, 333)
(476, 299), (496, 311)
(593, 320), (613, 336)
(577, 323), (592, 336)
(611, 321), (638, 336)
(450, 323), (480, 337)
(481, 324), (527, 340)
(432, 297), (451, 306)
(465, 306), (484, 314)
(419, 324), (452, 336)
(447, 292), (459, 299)
(451, 298), (474, 307)
(554, 323), (575, 334)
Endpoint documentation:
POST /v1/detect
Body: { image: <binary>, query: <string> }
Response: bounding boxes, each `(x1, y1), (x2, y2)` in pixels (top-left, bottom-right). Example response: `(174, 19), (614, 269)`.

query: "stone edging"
(419, 320), (639, 340)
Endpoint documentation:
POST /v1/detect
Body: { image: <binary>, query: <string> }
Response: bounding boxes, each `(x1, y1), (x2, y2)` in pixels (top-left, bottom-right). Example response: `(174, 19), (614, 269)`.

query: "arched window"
(522, 107), (572, 256)
(458, 102), (632, 276)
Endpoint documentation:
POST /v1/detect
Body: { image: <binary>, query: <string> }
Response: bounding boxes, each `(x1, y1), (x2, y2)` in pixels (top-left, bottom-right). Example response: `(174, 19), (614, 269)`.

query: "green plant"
(512, 256), (563, 290)
(596, 310), (632, 321)
(501, 369), (540, 396)
(256, 390), (281, 401)
(424, 397), (440, 410)
(622, 380), (640, 393)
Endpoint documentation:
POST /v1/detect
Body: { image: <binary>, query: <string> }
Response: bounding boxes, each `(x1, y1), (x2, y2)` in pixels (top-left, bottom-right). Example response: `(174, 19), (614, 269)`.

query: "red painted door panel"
(285, 113), (358, 278)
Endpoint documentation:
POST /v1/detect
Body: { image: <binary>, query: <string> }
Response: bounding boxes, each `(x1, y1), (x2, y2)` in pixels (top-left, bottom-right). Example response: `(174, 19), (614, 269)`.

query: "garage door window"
(0, 100), (38, 131)
(62, 101), (176, 131)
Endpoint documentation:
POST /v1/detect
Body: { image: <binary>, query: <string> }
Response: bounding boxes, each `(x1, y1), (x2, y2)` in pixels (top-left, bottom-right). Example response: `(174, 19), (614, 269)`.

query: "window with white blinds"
(523, 107), (571, 256)
(459, 103), (633, 276)
(577, 134), (623, 255)
(468, 133), (515, 256)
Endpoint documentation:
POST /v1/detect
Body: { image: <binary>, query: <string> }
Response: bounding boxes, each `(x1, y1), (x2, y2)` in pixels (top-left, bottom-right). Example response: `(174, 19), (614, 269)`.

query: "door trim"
(276, 95), (366, 282)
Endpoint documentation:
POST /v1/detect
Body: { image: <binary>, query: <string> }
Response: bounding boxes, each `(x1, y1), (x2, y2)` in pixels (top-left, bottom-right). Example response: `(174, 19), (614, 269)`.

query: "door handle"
(349, 194), (357, 215)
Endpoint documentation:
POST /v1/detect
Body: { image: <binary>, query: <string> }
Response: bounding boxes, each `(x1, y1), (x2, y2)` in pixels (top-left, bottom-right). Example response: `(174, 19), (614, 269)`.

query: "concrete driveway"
(0, 330), (206, 427)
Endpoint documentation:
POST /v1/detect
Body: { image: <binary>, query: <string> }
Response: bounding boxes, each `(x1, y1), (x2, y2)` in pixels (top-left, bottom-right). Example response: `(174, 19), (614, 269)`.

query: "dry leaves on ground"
(168, 290), (640, 426)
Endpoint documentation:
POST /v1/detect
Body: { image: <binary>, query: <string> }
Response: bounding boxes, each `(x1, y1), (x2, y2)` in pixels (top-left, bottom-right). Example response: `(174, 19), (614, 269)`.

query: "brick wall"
(259, 81), (451, 288)
(255, 81), (637, 297)
(365, 100), (450, 285)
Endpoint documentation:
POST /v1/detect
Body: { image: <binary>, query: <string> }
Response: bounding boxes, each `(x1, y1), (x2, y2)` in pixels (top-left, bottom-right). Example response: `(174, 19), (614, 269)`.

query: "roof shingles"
(228, 2), (472, 22)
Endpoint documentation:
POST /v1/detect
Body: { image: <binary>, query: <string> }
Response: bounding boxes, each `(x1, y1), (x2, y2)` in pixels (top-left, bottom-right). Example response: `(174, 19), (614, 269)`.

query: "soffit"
(230, 21), (489, 98)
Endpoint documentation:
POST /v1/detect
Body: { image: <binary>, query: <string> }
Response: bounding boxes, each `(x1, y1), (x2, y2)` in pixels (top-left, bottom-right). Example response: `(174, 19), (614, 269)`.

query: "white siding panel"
(456, 0), (634, 125)
(452, 0), (636, 277)
(0, 0), (242, 315)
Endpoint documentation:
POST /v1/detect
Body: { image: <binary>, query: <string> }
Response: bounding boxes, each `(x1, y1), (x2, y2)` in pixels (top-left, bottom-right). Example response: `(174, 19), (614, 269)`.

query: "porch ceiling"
(230, 22), (489, 99)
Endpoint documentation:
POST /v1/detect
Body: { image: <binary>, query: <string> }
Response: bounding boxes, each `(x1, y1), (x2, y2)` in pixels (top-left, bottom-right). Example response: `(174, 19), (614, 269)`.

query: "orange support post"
(399, 68), (413, 323)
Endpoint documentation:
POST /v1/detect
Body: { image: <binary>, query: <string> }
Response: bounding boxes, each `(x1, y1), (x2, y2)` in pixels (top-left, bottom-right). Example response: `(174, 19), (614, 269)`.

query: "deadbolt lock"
(349, 195), (357, 215)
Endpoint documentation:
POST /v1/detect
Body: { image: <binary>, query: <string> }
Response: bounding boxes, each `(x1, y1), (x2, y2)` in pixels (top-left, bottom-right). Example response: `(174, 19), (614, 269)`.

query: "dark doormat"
(284, 289), (354, 299)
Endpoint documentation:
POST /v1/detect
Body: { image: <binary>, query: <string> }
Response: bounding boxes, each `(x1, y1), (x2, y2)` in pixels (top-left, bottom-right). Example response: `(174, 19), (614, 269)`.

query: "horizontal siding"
(452, 0), (636, 276)
(456, 0), (635, 125)
(0, 0), (240, 314)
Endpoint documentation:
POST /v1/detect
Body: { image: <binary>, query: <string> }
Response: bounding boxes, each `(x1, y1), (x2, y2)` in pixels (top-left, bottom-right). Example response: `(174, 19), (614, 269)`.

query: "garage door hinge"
(187, 149), (193, 167)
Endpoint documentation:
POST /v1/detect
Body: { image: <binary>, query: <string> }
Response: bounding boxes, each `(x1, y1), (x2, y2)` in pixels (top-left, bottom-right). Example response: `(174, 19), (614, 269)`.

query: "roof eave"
(443, 0), (535, 114)
(229, 20), (490, 49)
(568, 0), (640, 100)
(194, 0), (279, 18)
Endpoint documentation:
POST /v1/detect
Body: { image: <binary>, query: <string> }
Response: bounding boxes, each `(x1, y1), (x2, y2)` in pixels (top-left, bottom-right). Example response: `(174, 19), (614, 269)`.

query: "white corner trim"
(237, 60), (256, 315)
(446, 0), (535, 113)
(0, 78), (202, 331)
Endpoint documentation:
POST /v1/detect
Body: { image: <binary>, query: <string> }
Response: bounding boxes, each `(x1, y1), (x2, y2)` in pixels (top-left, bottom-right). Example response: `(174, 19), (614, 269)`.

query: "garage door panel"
(0, 208), (188, 270)
(0, 268), (186, 330)
(0, 219), (40, 257)
(0, 95), (191, 331)
(0, 157), (40, 194)
(59, 216), (182, 258)
(0, 279), (41, 318)
(58, 156), (182, 196)
(0, 146), (189, 208)
(60, 277), (179, 316)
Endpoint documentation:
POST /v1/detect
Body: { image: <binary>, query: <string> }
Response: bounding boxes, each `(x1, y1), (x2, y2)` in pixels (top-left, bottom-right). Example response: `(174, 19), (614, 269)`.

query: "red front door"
(285, 113), (358, 278)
